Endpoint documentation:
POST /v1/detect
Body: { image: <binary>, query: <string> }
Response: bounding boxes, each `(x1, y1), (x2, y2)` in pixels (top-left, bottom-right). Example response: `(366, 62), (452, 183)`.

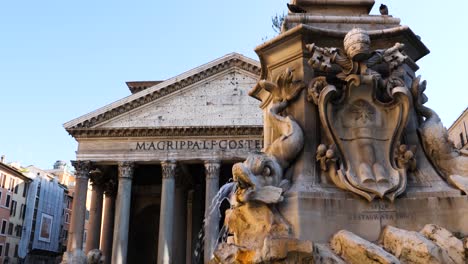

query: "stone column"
(85, 169), (104, 253)
(157, 160), (176, 264)
(186, 190), (194, 264)
(68, 160), (91, 252)
(101, 178), (117, 264)
(204, 160), (221, 263)
(111, 162), (134, 264)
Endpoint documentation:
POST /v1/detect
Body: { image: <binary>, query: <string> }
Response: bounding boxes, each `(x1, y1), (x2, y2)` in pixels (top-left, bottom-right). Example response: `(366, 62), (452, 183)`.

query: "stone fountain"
(211, 1), (468, 263)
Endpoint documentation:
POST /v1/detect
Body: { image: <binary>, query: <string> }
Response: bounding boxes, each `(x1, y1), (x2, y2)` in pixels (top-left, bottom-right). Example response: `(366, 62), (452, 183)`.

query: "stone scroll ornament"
(211, 68), (314, 263)
(307, 28), (412, 201)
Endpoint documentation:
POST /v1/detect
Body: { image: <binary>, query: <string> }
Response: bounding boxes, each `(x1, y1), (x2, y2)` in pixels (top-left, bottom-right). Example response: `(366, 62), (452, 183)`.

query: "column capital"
(161, 160), (177, 179)
(204, 160), (221, 179)
(103, 177), (118, 197)
(118, 161), (135, 179)
(89, 168), (105, 187)
(71, 160), (92, 179)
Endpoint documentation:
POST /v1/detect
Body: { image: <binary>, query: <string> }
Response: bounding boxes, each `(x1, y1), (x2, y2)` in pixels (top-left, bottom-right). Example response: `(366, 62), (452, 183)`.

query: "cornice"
(448, 107), (468, 132)
(67, 126), (264, 138)
(65, 54), (261, 131)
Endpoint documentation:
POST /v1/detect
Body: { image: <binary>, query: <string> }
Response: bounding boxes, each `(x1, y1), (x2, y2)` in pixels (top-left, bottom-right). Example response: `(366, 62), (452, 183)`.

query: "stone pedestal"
(280, 189), (468, 243)
(111, 162), (134, 264)
(204, 160), (221, 263)
(157, 160), (177, 264)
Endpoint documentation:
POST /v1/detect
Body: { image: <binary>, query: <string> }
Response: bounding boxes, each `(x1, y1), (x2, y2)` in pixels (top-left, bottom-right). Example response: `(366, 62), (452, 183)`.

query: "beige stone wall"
(448, 108), (468, 150)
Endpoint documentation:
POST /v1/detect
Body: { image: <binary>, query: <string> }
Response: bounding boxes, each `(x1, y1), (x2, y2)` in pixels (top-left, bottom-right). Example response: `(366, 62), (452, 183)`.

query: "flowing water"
(193, 181), (236, 263)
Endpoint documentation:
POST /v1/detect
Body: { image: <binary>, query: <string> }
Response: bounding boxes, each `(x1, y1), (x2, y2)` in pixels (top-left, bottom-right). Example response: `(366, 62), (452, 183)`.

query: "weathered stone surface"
(62, 250), (87, 264)
(420, 224), (466, 264)
(380, 225), (454, 264)
(87, 249), (105, 264)
(463, 237), (468, 261)
(330, 230), (400, 264)
(313, 243), (346, 264)
(250, 186), (284, 204)
(262, 237), (313, 261)
(211, 243), (243, 264)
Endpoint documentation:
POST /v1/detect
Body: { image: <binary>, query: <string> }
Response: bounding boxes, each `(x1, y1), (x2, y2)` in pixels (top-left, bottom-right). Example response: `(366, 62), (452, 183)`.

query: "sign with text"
(133, 139), (264, 151)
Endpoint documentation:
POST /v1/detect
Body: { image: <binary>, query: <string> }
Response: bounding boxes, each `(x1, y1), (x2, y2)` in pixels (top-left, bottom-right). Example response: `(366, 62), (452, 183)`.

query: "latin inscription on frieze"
(133, 139), (264, 151)
(347, 203), (415, 221)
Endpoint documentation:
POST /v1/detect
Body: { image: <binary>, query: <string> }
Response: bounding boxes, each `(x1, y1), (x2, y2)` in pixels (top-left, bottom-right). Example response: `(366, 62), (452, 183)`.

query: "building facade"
(46, 160), (76, 253)
(448, 107), (468, 151)
(0, 158), (32, 264)
(18, 166), (69, 263)
(63, 53), (263, 263)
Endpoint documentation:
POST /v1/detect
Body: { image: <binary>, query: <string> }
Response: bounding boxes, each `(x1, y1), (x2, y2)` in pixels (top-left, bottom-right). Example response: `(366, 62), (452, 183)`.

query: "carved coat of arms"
(308, 28), (412, 201)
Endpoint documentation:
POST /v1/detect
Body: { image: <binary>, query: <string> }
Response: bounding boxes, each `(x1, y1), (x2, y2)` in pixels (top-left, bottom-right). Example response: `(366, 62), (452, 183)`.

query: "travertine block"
(380, 225), (454, 264)
(420, 224), (465, 264)
(313, 243), (346, 264)
(330, 230), (400, 264)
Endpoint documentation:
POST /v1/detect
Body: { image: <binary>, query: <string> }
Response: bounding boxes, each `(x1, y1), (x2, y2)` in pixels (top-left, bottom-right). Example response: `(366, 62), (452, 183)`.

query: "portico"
(63, 53), (263, 263)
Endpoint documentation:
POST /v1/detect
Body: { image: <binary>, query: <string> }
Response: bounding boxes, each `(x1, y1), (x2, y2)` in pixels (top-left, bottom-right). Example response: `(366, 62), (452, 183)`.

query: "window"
(1, 220), (7, 235)
(0, 191), (2, 204)
(8, 178), (14, 192)
(22, 182), (28, 197)
(5, 194), (10, 208)
(19, 204), (26, 220)
(14, 181), (19, 194)
(7, 223), (13, 236)
(65, 213), (70, 223)
(15, 225), (22, 237)
(10, 200), (17, 217)
(461, 132), (466, 147)
(1, 175), (5, 188)
(14, 244), (18, 258)
(5, 243), (9, 257)
(0, 244), (3, 256)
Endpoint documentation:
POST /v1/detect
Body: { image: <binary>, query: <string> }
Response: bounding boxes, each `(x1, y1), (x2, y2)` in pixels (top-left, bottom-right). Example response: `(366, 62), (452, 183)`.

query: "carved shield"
(318, 75), (411, 201)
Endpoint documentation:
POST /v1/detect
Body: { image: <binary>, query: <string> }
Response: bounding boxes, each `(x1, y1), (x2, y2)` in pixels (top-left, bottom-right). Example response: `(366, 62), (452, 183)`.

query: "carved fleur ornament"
(307, 28), (412, 201)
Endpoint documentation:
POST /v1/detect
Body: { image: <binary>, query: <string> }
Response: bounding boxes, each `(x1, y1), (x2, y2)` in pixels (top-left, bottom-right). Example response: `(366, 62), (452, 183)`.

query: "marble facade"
(63, 53), (264, 263)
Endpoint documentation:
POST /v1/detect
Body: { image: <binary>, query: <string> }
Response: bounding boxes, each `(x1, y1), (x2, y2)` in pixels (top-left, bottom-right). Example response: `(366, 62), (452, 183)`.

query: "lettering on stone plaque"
(133, 139), (264, 151)
(348, 211), (414, 221)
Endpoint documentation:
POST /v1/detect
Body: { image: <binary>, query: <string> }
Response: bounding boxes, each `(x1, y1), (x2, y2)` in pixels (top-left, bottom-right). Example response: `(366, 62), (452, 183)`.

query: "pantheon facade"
(63, 53), (263, 263)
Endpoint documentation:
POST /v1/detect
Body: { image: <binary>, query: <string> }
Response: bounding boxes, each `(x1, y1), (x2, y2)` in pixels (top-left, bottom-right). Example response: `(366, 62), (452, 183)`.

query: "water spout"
(193, 181), (236, 263)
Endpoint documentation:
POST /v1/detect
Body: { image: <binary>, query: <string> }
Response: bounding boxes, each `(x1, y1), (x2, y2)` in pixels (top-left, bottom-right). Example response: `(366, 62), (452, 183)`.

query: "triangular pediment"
(97, 69), (261, 128)
(64, 53), (262, 136)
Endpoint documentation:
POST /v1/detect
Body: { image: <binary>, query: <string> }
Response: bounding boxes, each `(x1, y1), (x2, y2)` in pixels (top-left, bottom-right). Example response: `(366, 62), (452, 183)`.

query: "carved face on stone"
(232, 152), (283, 190)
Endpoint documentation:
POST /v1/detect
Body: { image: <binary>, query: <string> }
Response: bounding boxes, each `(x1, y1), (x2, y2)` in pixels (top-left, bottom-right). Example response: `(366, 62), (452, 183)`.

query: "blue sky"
(0, 1), (466, 169)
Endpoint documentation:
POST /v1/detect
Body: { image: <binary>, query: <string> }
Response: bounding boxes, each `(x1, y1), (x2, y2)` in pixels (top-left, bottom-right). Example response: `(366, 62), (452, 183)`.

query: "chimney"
(0, 155), (4, 163)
